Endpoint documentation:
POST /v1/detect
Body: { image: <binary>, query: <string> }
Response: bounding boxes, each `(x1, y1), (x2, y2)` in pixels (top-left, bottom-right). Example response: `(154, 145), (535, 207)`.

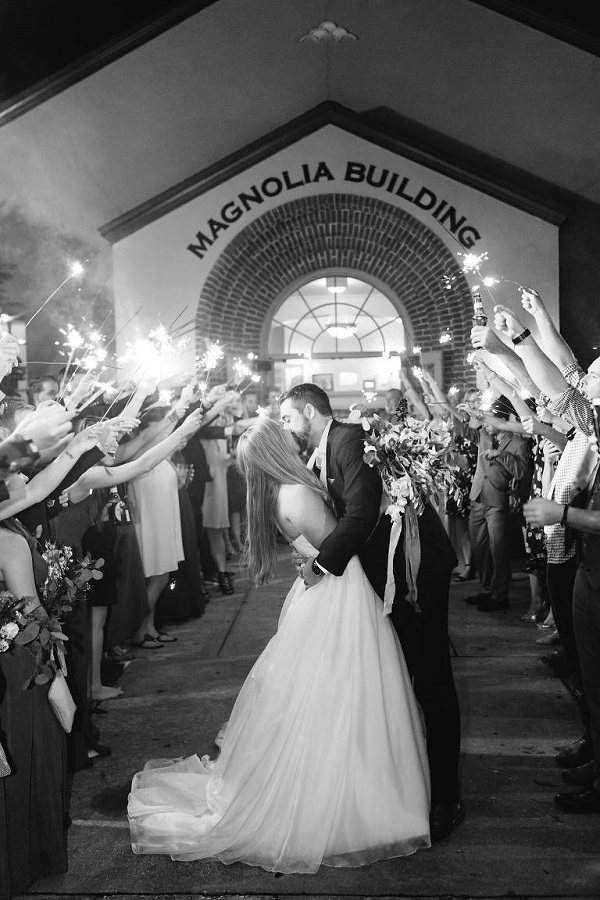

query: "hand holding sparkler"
(493, 305), (525, 341)
(13, 403), (76, 451)
(176, 408), (205, 441)
(63, 371), (98, 411)
(119, 375), (159, 421)
(519, 286), (544, 317)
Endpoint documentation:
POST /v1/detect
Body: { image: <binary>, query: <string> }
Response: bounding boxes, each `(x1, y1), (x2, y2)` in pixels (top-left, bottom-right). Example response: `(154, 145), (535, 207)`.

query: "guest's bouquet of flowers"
(0, 591), (67, 688)
(0, 544), (104, 689)
(41, 541), (105, 619)
(356, 399), (459, 519)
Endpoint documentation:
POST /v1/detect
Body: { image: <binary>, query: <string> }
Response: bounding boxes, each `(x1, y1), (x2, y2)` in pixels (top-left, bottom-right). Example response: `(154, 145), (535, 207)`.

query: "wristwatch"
(511, 328), (531, 346)
(311, 559), (323, 577)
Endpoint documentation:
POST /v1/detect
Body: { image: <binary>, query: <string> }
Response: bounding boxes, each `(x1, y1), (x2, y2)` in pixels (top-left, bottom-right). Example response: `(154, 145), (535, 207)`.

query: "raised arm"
(61, 409), (205, 505)
(470, 324), (540, 399)
(519, 287), (577, 370)
(0, 423), (114, 521)
(492, 305), (569, 399)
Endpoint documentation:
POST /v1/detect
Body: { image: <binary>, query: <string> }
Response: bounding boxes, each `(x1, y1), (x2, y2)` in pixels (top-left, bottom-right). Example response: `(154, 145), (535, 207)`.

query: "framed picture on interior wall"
(313, 373), (334, 392)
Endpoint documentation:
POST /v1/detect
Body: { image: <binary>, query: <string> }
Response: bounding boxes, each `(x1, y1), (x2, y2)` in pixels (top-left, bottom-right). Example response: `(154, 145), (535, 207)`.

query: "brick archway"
(196, 193), (473, 386)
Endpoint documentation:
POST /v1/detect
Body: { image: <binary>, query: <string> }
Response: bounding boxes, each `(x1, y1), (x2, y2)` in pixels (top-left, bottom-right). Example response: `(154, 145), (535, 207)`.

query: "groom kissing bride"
(279, 382), (464, 843)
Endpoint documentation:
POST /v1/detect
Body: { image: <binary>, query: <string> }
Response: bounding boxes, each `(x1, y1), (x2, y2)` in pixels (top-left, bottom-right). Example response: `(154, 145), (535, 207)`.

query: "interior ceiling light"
(327, 325), (356, 339)
(300, 21), (357, 43)
(326, 276), (347, 294)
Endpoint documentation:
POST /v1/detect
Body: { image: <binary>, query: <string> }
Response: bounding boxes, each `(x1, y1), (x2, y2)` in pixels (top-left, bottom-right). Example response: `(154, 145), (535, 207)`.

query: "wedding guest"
(0, 521), (68, 900)
(201, 408), (235, 595)
(242, 391), (259, 418)
(465, 394), (532, 612)
(27, 374), (60, 407)
(155, 451), (206, 626)
(446, 389), (480, 581)
(524, 435), (600, 813)
(489, 293), (597, 767)
(59, 407), (205, 649)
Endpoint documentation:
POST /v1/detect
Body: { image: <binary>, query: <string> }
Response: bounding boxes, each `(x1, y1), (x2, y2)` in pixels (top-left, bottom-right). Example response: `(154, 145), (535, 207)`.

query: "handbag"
(48, 670), (77, 732)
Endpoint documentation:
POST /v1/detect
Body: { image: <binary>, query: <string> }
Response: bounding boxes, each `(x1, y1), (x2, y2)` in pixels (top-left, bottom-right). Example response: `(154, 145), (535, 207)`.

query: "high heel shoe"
(217, 571), (234, 595)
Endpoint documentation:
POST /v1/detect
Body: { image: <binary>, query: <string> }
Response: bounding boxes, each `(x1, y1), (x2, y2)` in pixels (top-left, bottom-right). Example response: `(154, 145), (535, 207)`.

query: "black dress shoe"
(429, 799), (465, 842)
(88, 743), (112, 758)
(477, 597), (509, 611)
(554, 788), (600, 813)
(555, 736), (594, 768)
(561, 761), (596, 787)
(465, 592), (491, 606)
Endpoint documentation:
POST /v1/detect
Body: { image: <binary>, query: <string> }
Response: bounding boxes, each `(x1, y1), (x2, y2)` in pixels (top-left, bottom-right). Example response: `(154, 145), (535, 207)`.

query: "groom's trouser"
(390, 567), (461, 804)
(361, 516), (461, 804)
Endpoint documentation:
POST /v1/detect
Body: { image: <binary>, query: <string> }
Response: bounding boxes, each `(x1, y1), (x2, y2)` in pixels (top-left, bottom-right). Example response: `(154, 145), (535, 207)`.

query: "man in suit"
(279, 383), (463, 842)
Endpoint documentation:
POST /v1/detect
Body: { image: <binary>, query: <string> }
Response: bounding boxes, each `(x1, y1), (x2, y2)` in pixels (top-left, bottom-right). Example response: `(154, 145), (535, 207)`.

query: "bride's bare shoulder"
(277, 482), (315, 508)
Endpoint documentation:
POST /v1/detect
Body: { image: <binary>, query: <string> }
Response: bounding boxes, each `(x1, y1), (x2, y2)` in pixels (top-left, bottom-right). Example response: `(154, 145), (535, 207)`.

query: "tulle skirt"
(128, 556), (431, 873)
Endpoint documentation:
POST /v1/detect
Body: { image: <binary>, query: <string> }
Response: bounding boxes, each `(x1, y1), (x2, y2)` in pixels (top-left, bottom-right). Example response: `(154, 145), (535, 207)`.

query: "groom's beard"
(290, 421), (311, 455)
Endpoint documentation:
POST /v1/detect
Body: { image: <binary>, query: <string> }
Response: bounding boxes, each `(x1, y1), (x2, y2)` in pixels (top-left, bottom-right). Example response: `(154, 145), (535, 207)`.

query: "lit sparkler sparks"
(439, 329), (452, 344)
(459, 251), (489, 275)
(480, 388), (494, 412)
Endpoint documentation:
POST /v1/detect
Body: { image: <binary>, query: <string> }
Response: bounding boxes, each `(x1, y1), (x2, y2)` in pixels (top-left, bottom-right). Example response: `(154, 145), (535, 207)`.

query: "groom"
(279, 383), (463, 842)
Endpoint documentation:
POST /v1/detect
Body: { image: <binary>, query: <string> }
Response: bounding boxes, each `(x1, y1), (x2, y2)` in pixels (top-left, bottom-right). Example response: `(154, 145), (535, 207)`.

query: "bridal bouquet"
(358, 402), (459, 518)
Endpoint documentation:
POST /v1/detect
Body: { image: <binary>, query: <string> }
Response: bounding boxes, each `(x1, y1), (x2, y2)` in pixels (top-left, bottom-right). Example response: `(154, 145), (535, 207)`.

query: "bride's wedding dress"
(128, 536), (431, 873)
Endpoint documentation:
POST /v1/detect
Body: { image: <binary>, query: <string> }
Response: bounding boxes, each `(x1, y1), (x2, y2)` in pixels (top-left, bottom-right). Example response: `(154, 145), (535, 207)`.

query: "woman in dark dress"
(0, 519), (68, 900)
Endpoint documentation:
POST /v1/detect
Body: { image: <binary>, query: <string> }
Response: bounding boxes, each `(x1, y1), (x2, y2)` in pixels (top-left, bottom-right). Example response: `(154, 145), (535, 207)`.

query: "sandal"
(157, 631), (177, 643)
(131, 634), (163, 649)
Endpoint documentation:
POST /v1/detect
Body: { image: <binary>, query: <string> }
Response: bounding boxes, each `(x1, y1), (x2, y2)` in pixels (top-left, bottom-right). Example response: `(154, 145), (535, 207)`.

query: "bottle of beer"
(472, 292), (487, 326)
(106, 485), (131, 525)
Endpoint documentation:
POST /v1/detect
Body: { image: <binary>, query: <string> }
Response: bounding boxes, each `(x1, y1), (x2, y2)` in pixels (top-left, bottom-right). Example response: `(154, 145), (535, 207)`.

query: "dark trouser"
(546, 557), (579, 664)
(469, 500), (510, 602)
(361, 518), (461, 805)
(572, 567), (600, 789)
(390, 568), (461, 803)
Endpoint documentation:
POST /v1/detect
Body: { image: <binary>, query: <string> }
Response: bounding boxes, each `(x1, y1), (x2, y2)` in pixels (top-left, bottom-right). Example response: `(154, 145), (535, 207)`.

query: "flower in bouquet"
(360, 405), (459, 518)
(0, 589), (69, 688)
(41, 541), (104, 619)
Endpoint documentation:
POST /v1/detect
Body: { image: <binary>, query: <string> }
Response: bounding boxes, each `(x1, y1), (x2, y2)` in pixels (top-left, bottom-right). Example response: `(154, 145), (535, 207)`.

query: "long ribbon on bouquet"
(383, 499), (421, 615)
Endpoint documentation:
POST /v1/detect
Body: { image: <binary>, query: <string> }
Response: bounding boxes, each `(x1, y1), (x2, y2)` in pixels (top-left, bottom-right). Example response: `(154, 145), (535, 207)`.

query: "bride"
(128, 417), (431, 873)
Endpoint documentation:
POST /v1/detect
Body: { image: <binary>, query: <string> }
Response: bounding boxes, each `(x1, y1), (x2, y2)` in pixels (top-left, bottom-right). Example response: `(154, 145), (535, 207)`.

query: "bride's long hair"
(236, 417), (329, 584)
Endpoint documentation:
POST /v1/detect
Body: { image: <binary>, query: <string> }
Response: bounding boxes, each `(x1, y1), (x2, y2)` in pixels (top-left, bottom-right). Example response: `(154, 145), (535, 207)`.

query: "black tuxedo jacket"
(316, 420), (383, 578)
(316, 419), (457, 600)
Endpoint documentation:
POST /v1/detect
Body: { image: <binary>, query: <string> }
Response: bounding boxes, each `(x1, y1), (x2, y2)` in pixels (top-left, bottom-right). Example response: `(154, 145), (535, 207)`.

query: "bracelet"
(560, 504), (570, 526)
(511, 328), (531, 346)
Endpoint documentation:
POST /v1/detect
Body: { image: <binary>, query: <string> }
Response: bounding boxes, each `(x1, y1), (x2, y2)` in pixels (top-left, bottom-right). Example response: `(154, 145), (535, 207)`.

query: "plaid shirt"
(547, 362), (594, 436)
(544, 363), (592, 563)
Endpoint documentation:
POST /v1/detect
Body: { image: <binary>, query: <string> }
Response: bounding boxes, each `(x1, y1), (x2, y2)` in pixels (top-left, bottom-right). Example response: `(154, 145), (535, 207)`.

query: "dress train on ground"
(128, 546), (430, 874)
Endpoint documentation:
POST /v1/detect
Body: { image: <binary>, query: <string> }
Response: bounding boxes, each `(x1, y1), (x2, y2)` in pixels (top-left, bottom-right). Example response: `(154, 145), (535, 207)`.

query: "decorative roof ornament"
(300, 21), (357, 43)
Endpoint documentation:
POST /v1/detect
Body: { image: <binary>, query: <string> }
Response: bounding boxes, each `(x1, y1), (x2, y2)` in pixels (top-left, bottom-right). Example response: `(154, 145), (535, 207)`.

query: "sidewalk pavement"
(23, 549), (600, 900)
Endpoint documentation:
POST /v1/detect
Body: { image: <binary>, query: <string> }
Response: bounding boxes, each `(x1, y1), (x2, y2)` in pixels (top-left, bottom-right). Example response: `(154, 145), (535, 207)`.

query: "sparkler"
(25, 260), (86, 328)
(57, 326), (85, 396)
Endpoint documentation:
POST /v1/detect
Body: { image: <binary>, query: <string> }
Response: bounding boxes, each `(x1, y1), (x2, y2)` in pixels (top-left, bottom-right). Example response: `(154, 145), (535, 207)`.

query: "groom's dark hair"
(280, 383), (333, 416)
